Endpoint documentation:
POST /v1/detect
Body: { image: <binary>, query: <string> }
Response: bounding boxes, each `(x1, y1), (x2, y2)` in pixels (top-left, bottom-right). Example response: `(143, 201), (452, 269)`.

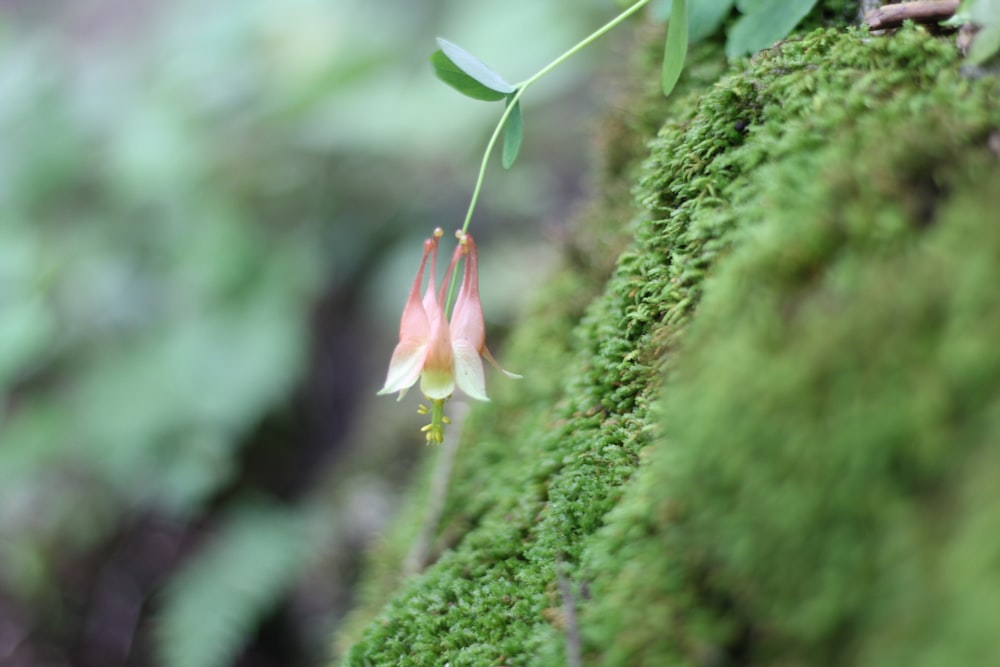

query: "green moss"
(338, 23), (1000, 667)
(586, 163), (1000, 667)
(584, 26), (1000, 667)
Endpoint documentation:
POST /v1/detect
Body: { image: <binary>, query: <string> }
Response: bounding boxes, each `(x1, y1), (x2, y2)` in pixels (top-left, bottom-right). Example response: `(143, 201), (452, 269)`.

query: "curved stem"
(518, 0), (651, 89)
(444, 0), (651, 315)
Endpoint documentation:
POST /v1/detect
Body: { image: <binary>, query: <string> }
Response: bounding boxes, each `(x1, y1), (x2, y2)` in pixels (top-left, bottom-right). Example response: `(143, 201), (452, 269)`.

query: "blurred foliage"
(0, 0), (610, 665)
(157, 502), (313, 667)
(1, 0), (321, 597)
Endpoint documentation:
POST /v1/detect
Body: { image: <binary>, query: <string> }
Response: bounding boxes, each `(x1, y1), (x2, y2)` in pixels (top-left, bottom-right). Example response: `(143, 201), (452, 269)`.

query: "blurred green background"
(0, 0), (624, 665)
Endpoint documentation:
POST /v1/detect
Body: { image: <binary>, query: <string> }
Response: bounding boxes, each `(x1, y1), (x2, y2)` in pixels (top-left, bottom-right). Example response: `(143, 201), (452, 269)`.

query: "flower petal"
(422, 233), (441, 315)
(396, 238), (435, 344)
(422, 270), (455, 400)
(453, 339), (489, 402)
(420, 365), (456, 400)
(450, 233), (485, 351)
(377, 339), (428, 399)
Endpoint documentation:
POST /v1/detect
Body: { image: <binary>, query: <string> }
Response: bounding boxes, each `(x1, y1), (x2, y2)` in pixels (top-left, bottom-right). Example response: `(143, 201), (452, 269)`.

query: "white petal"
(377, 340), (427, 399)
(453, 340), (489, 402)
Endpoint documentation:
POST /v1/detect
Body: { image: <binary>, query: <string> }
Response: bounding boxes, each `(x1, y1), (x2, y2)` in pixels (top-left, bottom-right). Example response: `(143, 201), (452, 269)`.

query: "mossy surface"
(338, 22), (1000, 667)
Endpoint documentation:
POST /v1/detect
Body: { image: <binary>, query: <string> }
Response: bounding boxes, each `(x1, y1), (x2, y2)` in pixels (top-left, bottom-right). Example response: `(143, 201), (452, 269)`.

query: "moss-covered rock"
(337, 19), (1000, 667)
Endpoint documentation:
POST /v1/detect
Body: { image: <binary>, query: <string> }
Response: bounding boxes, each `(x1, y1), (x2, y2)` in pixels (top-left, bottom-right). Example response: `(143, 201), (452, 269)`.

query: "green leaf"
(661, 0), (689, 97)
(501, 97), (523, 169)
(690, 0), (736, 43)
(430, 38), (514, 101)
(967, 0), (1000, 22)
(430, 51), (507, 101)
(735, 0), (768, 12)
(653, 0), (734, 43)
(726, 0), (818, 58)
(969, 23), (1000, 65)
(961, 0), (1000, 65)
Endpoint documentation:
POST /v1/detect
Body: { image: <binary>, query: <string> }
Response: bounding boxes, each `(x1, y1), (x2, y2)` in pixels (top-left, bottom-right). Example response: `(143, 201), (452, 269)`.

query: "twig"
(403, 403), (468, 577)
(556, 563), (583, 667)
(865, 1), (960, 31)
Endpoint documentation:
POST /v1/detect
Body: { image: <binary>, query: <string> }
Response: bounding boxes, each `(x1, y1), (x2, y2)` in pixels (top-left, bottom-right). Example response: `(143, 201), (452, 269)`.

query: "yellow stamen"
(419, 398), (449, 445)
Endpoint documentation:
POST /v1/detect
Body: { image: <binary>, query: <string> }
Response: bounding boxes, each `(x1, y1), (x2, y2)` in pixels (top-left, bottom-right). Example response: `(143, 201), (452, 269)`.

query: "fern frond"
(156, 502), (314, 667)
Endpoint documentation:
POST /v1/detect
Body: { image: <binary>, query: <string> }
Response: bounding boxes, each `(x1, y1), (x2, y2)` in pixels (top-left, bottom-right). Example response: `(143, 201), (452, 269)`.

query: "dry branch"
(865, 1), (960, 30)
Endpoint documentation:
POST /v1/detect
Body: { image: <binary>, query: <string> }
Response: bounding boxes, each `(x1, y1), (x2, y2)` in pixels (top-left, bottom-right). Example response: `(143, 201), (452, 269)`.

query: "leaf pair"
(656, 0), (821, 58)
(430, 38), (522, 169)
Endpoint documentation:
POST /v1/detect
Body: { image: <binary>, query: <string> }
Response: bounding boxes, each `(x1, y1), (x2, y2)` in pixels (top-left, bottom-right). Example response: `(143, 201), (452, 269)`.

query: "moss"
(585, 164), (1000, 667)
(583, 26), (1000, 667)
(338, 22), (1000, 667)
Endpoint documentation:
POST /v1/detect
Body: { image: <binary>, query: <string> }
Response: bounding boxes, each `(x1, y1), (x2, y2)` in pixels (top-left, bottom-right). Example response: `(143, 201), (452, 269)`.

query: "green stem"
(444, 0), (651, 315)
(518, 0), (652, 89)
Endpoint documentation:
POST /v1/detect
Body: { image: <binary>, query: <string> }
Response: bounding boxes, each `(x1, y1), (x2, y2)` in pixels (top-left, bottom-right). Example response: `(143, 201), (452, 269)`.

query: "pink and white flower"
(378, 229), (517, 402)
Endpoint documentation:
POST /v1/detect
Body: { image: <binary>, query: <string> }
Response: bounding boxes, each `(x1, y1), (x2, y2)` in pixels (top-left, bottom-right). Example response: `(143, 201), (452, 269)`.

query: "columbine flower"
(378, 229), (518, 442)
(377, 228), (453, 401)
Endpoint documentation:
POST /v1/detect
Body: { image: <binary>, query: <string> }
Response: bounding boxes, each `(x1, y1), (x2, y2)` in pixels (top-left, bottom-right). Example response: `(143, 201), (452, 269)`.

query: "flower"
(378, 229), (517, 403)
(377, 229), (451, 400)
